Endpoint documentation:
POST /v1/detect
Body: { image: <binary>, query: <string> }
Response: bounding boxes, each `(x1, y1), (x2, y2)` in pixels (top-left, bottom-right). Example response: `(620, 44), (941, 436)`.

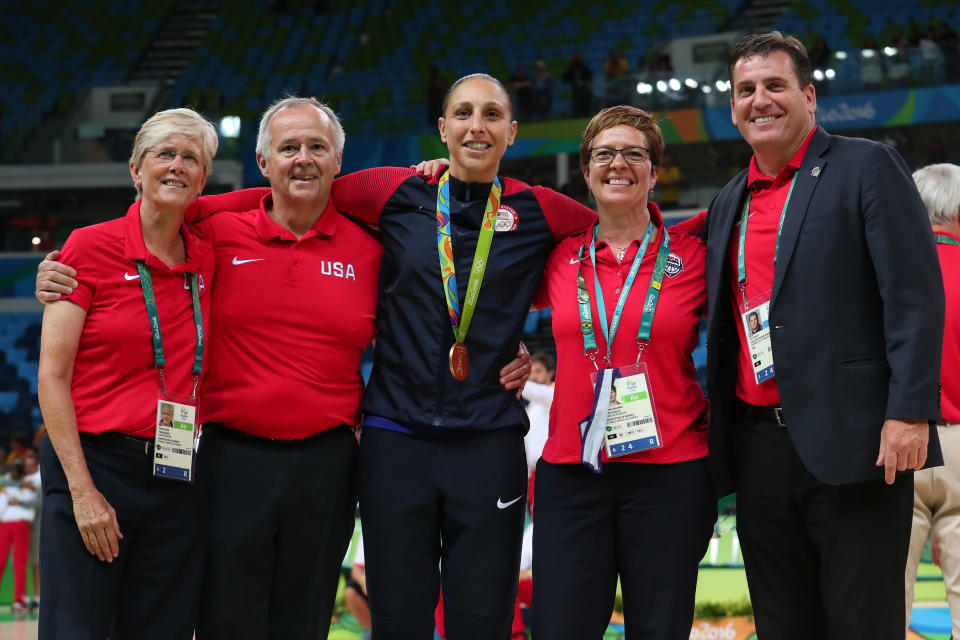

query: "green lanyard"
(435, 171), (501, 345)
(737, 173), (798, 306)
(935, 233), (960, 247)
(135, 260), (204, 399)
(577, 223), (671, 367)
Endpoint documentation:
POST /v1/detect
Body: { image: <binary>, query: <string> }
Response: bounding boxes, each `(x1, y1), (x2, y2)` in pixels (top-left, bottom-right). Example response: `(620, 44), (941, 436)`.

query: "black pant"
(532, 458), (715, 639)
(39, 433), (206, 640)
(734, 407), (914, 639)
(195, 424), (358, 640)
(358, 426), (527, 640)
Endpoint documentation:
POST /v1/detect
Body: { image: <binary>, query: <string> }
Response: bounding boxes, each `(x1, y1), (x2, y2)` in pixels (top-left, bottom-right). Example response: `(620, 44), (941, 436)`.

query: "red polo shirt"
(937, 230), (960, 422)
(727, 126), (818, 406)
(194, 194), (381, 439)
(60, 202), (214, 437)
(536, 205), (709, 465)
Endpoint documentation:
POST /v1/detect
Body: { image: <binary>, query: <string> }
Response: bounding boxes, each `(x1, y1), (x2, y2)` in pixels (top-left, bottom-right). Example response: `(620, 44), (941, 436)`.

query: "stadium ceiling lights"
(636, 82), (654, 94)
(219, 116), (241, 138)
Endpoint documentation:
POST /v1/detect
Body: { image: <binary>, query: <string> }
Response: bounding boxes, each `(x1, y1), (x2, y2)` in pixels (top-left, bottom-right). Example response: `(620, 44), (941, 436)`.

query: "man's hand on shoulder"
(36, 250), (78, 302)
(876, 418), (929, 484)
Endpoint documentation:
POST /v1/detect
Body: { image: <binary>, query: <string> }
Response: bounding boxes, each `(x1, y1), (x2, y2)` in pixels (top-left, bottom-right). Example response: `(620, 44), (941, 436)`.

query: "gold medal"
(449, 342), (470, 381)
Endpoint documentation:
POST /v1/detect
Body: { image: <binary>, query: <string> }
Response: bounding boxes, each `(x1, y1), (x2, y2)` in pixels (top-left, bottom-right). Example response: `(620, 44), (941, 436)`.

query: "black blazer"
(704, 126), (944, 496)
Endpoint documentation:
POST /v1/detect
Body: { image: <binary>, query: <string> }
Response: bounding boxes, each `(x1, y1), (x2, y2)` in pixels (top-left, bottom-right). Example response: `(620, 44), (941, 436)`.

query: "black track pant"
(358, 426), (527, 640)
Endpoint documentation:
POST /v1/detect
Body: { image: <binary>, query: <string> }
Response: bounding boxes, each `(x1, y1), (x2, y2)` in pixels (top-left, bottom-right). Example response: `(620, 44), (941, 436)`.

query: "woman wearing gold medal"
(37, 109), (217, 639)
(318, 73), (599, 639)
(531, 106), (715, 639)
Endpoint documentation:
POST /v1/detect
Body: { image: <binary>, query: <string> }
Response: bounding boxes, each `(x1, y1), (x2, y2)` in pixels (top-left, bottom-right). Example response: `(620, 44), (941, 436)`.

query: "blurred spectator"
(521, 353), (555, 478)
(904, 162), (960, 640)
(604, 49), (629, 77)
(918, 28), (943, 83)
(532, 60), (554, 121)
(22, 451), (40, 613)
(426, 66), (448, 125)
(5, 434), (31, 465)
(927, 138), (948, 165)
(809, 37), (832, 69)
(31, 424), (46, 453)
(344, 535), (371, 640)
(510, 65), (534, 122)
(656, 154), (684, 210)
(0, 459), (38, 613)
(860, 36), (885, 89)
(562, 54), (593, 118)
(937, 22), (960, 82)
(603, 49), (631, 106)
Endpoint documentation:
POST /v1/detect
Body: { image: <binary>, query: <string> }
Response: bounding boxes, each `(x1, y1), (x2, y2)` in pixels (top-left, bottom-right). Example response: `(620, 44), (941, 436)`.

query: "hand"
(72, 488), (123, 562)
(410, 158), (450, 179)
(875, 418), (929, 485)
(500, 342), (531, 397)
(36, 250), (78, 302)
(931, 537), (941, 567)
(7, 498), (18, 506)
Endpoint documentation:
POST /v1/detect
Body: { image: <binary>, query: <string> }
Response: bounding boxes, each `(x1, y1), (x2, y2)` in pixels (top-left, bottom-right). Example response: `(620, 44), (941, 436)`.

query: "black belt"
(742, 403), (787, 427)
(80, 431), (154, 455)
(202, 422), (349, 445)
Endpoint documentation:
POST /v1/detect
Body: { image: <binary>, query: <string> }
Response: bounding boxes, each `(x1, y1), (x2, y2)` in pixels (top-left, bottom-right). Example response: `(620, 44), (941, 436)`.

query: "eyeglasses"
(589, 146), (650, 165)
(149, 149), (201, 170)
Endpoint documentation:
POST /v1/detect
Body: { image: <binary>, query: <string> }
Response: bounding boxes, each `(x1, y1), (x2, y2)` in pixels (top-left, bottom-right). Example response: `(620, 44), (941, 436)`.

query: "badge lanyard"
(577, 223), (671, 368)
(135, 260), (204, 399)
(435, 171), (501, 379)
(935, 233), (960, 247)
(736, 173), (798, 307)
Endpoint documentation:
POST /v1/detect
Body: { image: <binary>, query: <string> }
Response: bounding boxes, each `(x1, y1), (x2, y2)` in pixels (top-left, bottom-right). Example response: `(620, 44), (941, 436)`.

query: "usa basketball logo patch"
(494, 205), (518, 232)
(665, 253), (683, 277)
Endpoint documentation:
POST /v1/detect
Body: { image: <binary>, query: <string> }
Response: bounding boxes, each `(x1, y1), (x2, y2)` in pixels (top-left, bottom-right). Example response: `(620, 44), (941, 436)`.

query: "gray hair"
(913, 163), (960, 226)
(129, 108), (219, 198)
(256, 96), (345, 160)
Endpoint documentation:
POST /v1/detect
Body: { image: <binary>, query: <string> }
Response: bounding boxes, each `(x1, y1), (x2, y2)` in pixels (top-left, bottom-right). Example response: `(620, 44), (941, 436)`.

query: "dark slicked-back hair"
(440, 73), (514, 120)
(728, 31), (813, 88)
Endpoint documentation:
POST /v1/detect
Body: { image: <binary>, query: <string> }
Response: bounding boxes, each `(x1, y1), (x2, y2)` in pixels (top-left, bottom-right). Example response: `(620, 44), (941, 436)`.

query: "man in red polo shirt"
(904, 163), (960, 638)
(703, 32), (944, 638)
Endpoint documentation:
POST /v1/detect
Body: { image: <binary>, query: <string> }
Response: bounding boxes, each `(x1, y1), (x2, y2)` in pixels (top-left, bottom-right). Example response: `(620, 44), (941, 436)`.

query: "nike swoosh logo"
(124, 273), (139, 280)
(569, 256), (584, 264)
(496, 495), (523, 509)
(232, 257), (264, 265)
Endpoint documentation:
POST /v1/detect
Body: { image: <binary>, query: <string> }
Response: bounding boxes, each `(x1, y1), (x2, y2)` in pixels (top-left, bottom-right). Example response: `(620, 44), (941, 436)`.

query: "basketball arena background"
(0, 0), (957, 637)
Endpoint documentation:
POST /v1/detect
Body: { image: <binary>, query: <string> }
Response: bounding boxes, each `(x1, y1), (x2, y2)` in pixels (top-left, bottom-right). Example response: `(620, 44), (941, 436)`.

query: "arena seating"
(0, 0), (172, 162)
(0, 313), (41, 432)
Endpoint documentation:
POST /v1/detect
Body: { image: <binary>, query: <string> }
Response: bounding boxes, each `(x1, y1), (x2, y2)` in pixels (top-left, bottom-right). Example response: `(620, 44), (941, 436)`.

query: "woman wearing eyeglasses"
(37, 108), (216, 639)
(531, 105), (715, 639)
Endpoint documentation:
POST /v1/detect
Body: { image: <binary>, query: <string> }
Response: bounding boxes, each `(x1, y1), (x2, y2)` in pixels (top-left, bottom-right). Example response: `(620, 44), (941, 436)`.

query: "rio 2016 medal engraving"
(449, 342), (470, 381)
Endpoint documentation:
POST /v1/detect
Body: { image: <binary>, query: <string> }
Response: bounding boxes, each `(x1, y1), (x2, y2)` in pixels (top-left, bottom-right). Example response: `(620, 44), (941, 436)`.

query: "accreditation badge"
(741, 291), (774, 384)
(589, 363), (663, 458)
(153, 395), (197, 482)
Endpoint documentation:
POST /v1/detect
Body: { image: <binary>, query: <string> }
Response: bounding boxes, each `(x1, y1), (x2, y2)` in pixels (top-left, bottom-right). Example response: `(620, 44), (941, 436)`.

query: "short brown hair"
(728, 31), (813, 88)
(579, 105), (665, 169)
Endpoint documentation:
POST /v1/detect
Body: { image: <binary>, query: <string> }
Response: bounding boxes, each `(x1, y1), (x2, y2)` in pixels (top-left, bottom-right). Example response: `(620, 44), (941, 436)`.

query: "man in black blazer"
(704, 32), (945, 638)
